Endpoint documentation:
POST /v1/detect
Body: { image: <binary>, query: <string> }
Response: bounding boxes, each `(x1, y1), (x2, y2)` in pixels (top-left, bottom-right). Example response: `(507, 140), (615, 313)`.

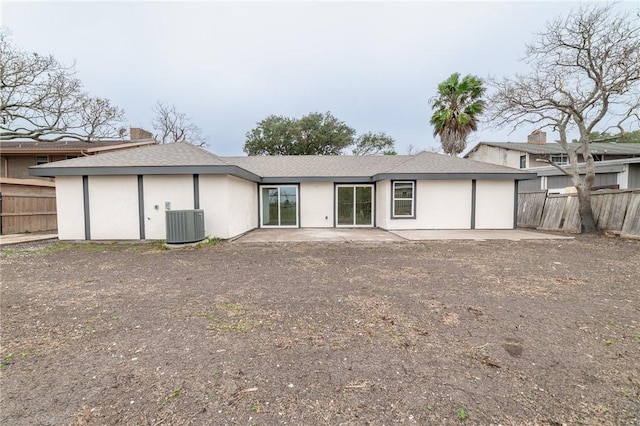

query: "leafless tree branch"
(151, 101), (208, 147)
(0, 30), (125, 141)
(486, 4), (640, 232)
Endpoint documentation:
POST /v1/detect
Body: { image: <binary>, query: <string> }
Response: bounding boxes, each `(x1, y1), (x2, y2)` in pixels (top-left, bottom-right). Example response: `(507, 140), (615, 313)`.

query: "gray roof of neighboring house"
(30, 142), (536, 181)
(0, 139), (155, 153)
(466, 141), (640, 156)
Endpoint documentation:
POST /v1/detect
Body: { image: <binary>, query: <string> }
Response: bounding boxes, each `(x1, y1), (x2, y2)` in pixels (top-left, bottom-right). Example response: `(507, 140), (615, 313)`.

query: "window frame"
(519, 155), (526, 169)
(335, 184), (375, 227)
(550, 154), (568, 165)
(391, 180), (416, 219)
(35, 155), (49, 165)
(259, 185), (299, 228)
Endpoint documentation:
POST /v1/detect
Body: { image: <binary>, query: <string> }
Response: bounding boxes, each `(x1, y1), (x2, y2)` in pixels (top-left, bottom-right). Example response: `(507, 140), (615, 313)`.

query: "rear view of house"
(30, 143), (535, 241)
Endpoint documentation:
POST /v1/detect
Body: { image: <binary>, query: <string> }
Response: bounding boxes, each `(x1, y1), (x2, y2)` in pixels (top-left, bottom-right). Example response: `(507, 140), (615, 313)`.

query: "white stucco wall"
(376, 180), (390, 228)
(142, 175), (195, 240)
(300, 182), (334, 227)
(378, 180), (473, 230)
(55, 176), (85, 240)
(225, 176), (258, 238)
(419, 180), (473, 229)
(475, 180), (515, 229)
(197, 175), (228, 239)
(88, 175), (140, 240)
(199, 175), (257, 239)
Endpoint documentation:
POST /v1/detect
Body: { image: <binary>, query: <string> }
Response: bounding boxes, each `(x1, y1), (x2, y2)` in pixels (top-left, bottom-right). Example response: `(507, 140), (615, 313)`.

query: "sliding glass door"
(260, 186), (298, 227)
(336, 185), (374, 227)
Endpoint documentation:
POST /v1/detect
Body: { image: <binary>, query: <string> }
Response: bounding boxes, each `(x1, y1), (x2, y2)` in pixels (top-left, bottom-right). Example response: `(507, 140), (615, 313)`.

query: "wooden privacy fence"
(0, 179), (57, 235)
(518, 189), (640, 238)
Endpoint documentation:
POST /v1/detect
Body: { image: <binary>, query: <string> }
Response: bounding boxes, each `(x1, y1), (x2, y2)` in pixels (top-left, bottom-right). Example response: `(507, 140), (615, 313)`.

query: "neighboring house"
(30, 142), (535, 241)
(518, 157), (640, 193)
(465, 131), (640, 192)
(0, 128), (156, 180)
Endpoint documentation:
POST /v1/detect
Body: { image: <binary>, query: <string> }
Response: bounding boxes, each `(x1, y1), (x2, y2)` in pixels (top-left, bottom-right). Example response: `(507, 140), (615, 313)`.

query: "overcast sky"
(2, 1), (638, 155)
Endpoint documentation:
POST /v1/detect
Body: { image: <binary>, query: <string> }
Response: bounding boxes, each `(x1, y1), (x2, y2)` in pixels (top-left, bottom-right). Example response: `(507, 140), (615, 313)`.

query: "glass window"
(260, 186), (298, 227)
(519, 155), (526, 169)
(337, 186), (355, 226)
(392, 181), (415, 218)
(36, 155), (49, 165)
(336, 185), (374, 226)
(551, 154), (568, 165)
(279, 186), (297, 226)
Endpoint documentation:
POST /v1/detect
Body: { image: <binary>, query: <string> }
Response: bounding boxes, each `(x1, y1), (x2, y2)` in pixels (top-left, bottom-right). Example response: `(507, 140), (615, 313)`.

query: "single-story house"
(30, 142), (536, 241)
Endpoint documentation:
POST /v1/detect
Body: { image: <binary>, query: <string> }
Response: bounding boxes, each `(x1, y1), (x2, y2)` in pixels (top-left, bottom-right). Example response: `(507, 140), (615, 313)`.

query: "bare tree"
(0, 31), (125, 141)
(151, 101), (207, 147)
(488, 4), (640, 233)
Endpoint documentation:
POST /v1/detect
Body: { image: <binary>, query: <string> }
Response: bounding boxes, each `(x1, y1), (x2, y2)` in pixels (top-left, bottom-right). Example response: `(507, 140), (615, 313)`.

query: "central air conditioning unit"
(165, 209), (205, 244)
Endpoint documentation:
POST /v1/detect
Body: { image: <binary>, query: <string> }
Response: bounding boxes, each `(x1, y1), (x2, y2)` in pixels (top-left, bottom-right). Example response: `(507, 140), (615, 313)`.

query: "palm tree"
(430, 73), (485, 156)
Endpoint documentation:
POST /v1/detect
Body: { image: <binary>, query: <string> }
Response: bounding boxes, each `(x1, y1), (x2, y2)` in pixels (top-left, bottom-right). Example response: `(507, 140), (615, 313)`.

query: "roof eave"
(260, 176), (374, 183)
(373, 172), (538, 181)
(29, 165), (261, 182)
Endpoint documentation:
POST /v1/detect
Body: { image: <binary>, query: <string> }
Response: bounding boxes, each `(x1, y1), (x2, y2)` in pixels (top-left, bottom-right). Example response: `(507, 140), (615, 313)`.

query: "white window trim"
(551, 154), (569, 165)
(392, 181), (415, 219)
(259, 185), (299, 228)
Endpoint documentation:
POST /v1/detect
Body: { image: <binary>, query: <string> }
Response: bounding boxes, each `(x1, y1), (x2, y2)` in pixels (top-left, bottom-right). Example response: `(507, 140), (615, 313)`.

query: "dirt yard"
(1, 236), (639, 425)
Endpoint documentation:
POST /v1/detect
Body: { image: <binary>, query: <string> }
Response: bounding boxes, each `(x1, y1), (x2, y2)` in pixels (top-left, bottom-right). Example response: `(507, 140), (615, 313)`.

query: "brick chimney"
(130, 127), (153, 141)
(527, 130), (546, 145)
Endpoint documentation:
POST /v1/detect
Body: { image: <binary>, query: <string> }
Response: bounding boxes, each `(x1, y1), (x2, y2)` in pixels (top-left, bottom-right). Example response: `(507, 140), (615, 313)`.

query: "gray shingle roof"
(31, 142), (535, 180)
(468, 142), (640, 156)
(34, 142), (228, 168)
(225, 155), (404, 177)
(226, 152), (529, 178)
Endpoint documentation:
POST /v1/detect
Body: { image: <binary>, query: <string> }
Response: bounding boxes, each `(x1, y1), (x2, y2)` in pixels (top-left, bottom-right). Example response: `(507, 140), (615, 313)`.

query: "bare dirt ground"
(1, 236), (639, 425)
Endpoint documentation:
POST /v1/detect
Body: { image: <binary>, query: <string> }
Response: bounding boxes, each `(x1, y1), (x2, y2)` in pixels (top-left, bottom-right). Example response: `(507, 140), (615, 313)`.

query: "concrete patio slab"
(235, 228), (574, 243)
(0, 233), (58, 247)
(390, 229), (574, 241)
(236, 228), (405, 243)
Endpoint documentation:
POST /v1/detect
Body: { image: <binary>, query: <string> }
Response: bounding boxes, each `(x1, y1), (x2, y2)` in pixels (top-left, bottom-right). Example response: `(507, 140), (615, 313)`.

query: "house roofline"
(530, 157), (640, 176)
(373, 172), (537, 181)
(83, 140), (156, 153)
(29, 165), (536, 183)
(28, 165), (261, 182)
(1, 140), (156, 155)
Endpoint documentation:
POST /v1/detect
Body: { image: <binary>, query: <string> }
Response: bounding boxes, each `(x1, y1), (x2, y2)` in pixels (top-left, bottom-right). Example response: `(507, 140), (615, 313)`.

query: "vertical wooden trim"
(470, 180), (476, 230)
(138, 175), (145, 239)
(83, 175), (91, 240)
(193, 174), (200, 209)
